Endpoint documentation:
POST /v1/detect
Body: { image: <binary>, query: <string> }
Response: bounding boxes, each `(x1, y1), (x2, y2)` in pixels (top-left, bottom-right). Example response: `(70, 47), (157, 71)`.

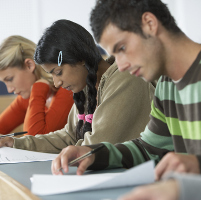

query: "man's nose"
(117, 62), (131, 72)
(115, 57), (131, 72)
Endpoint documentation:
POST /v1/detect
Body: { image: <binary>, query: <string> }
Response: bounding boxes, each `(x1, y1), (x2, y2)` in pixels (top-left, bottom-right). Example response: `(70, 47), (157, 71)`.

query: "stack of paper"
(31, 160), (154, 195)
(0, 147), (58, 163)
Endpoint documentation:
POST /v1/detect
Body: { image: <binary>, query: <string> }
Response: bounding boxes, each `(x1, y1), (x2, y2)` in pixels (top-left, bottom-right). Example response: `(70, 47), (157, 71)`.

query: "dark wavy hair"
(34, 19), (102, 140)
(90, 0), (182, 42)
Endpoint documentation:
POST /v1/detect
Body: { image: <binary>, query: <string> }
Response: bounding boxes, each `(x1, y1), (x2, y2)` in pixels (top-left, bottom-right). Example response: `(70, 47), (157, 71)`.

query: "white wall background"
(162, 0), (201, 43)
(0, 0), (96, 44)
(0, 0), (201, 45)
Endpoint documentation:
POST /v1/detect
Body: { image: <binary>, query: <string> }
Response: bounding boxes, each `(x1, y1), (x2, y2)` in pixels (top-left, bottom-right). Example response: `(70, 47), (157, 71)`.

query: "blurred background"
(0, 0), (201, 95)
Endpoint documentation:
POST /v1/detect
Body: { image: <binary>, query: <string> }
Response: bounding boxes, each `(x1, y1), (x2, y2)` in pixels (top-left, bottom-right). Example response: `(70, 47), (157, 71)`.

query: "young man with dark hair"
(51, 1), (201, 199)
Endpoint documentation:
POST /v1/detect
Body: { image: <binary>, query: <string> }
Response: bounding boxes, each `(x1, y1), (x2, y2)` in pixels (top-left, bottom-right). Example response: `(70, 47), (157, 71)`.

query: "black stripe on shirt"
(131, 139), (150, 162)
(115, 143), (134, 169)
(86, 144), (109, 170)
(148, 115), (171, 137)
(138, 138), (171, 160)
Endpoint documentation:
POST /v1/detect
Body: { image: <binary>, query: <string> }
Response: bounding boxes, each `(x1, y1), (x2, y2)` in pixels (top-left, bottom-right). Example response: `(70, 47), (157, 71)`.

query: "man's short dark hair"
(90, 0), (182, 42)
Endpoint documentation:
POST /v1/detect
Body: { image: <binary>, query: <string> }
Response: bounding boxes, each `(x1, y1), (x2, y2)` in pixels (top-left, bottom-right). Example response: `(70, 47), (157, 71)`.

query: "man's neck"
(163, 33), (201, 81)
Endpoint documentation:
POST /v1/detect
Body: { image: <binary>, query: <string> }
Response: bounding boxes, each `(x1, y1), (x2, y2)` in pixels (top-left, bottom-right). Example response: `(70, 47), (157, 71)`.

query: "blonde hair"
(0, 35), (56, 90)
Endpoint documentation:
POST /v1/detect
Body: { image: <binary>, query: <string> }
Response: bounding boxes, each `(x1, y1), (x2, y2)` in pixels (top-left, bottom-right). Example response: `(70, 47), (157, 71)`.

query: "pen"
(57, 144), (105, 172)
(0, 131), (28, 138)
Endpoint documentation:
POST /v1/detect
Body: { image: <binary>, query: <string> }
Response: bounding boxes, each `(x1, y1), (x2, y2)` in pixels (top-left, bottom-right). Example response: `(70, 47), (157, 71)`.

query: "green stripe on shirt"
(103, 142), (124, 169)
(141, 126), (174, 151)
(151, 101), (166, 123)
(156, 81), (201, 104)
(166, 117), (201, 139)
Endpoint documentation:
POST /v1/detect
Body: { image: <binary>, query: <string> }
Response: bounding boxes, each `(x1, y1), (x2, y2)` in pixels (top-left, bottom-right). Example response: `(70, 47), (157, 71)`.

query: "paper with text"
(0, 147), (58, 164)
(31, 160), (154, 195)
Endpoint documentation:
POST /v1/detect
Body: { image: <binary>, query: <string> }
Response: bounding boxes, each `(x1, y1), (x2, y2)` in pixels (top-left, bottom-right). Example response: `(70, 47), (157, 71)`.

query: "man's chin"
(141, 77), (148, 82)
(141, 75), (157, 83)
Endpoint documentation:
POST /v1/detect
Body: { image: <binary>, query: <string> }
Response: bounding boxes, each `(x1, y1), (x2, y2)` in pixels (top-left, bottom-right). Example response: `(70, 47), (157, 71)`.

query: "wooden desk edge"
(0, 171), (40, 200)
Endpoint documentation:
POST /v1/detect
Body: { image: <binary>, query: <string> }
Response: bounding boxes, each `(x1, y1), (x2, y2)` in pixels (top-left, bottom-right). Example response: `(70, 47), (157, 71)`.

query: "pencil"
(57, 144), (105, 172)
(0, 131), (28, 138)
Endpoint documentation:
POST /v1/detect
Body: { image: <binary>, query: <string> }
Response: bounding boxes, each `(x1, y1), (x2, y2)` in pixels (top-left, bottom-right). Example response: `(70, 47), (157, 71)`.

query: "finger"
(51, 160), (63, 175)
(60, 146), (82, 172)
(6, 137), (14, 147)
(175, 163), (187, 173)
(0, 137), (14, 147)
(51, 156), (63, 175)
(58, 146), (81, 174)
(60, 150), (71, 173)
(156, 154), (184, 179)
(155, 153), (175, 180)
(155, 161), (169, 181)
(77, 155), (95, 175)
(0, 138), (6, 147)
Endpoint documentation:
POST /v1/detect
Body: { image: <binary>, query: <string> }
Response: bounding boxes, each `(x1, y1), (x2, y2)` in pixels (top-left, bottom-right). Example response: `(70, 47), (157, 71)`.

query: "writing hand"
(118, 179), (179, 200)
(0, 137), (14, 148)
(155, 152), (200, 181)
(51, 145), (95, 175)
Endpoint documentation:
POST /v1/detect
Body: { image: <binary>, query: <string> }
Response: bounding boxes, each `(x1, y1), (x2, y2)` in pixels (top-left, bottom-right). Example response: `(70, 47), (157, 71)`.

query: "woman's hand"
(35, 79), (53, 107)
(51, 145), (95, 175)
(0, 137), (14, 147)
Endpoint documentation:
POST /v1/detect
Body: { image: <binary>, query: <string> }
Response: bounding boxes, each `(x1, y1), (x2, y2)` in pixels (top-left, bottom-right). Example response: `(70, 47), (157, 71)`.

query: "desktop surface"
(0, 161), (135, 200)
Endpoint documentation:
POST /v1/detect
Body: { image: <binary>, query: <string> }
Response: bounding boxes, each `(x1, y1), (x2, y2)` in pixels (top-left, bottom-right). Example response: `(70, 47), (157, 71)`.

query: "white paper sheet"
(31, 160), (154, 195)
(0, 147), (58, 163)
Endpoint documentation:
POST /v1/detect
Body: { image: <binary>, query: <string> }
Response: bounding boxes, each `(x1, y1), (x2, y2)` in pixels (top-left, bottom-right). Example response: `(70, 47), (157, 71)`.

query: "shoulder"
(32, 81), (50, 91)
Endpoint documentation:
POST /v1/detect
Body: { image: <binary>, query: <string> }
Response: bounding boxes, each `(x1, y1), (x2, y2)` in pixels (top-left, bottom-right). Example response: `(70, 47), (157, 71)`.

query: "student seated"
(0, 35), (74, 136)
(0, 20), (155, 153)
(49, 0), (201, 183)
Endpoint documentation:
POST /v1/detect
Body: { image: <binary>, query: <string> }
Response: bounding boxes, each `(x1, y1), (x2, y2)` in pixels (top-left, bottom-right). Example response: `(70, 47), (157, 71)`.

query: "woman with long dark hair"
(0, 20), (155, 153)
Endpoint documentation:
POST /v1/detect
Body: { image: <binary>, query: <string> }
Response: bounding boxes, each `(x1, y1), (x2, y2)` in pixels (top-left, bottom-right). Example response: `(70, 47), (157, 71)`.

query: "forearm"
(25, 83), (73, 136)
(13, 126), (77, 153)
(87, 141), (154, 170)
(24, 82), (49, 135)
(0, 96), (27, 134)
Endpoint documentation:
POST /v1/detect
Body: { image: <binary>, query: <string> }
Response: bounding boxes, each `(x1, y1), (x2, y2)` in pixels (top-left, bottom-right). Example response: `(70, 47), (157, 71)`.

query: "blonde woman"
(0, 35), (74, 136)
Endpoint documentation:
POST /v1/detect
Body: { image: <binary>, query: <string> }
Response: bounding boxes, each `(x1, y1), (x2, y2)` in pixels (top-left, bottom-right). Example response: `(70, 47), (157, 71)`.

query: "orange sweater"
(0, 82), (74, 136)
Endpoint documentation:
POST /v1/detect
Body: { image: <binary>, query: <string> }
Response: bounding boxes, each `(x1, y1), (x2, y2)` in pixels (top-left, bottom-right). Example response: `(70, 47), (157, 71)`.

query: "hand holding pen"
(0, 131), (27, 148)
(52, 144), (105, 175)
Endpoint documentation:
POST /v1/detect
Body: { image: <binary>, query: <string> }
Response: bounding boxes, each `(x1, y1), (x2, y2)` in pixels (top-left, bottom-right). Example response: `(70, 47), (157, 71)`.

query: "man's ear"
(24, 58), (36, 73)
(141, 12), (159, 37)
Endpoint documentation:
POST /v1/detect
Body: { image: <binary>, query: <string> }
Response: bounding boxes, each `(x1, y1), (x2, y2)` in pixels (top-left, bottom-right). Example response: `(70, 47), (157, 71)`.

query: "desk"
(0, 161), (135, 200)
